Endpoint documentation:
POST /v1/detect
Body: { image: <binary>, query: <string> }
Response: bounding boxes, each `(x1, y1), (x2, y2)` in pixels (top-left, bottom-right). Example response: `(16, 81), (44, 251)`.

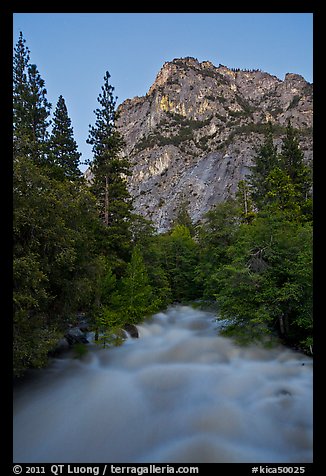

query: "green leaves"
(13, 33), (313, 378)
(159, 225), (200, 302)
(13, 154), (100, 375)
(114, 246), (161, 324)
(208, 212), (313, 350)
(248, 121), (312, 222)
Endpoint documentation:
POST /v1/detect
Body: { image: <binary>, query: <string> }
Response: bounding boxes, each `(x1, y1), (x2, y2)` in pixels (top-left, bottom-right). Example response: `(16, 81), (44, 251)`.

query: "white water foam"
(13, 305), (313, 463)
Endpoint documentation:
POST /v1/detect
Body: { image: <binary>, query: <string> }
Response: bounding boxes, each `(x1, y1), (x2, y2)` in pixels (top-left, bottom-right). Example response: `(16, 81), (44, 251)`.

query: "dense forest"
(13, 33), (313, 377)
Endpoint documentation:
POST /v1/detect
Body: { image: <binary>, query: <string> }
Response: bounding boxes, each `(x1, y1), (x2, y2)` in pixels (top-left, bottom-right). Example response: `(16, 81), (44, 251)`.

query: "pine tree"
(87, 71), (133, 261)
(49, 95), (81, 180)
(118, 246), (158, 324)
(13, 32), (51, 164)
(13, 31), (31, 158)
(264, 167), (301, 218)
(27, 63), (52, 165)
(163, 225), (200, 301)
(248, 122), (279, 209)
(279, 121), (312, 203)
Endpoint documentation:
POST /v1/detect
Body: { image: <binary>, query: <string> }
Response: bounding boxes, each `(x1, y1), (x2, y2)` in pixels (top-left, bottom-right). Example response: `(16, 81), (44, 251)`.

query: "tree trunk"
(279, 315), (285, 335)
(244, 187), (248, 216)
(104, 175), (109, 226)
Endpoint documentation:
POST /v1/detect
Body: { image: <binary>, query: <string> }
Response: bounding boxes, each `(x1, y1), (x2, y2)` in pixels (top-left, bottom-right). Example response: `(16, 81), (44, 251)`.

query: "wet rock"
(65, 327), (89, 345)
(276, 389), (292, 397)
(124, 324), (139, 338)
(78, 320), (90, 332)
(50, 337), (70, 356)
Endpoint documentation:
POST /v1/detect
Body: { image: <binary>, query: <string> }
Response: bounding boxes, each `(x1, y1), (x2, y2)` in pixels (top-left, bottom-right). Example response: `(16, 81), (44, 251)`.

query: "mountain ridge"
(98, 56), (312, 232)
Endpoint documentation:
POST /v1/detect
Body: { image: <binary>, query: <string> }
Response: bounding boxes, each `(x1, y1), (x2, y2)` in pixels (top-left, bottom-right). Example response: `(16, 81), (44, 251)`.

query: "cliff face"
(116, 57), (313, 232)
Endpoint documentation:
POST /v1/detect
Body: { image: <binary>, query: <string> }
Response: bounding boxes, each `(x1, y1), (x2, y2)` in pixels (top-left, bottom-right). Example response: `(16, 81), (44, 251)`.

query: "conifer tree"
(118, 246), (158, 324)
(13, 31), (30, 158)
(172, 202), (195, 235)
(87, 71), (132, 261)
(27, 63), (52, 164)
(163, 225), (200, 301)
(13, 32), (51, 164)
(49, 95), (81, 180)
(248, 122), (279, 209)
(279, 121), (312, 203)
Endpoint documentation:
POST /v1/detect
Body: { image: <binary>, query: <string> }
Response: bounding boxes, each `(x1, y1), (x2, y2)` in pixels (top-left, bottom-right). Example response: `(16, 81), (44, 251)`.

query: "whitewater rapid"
(13, 305), (313, 463)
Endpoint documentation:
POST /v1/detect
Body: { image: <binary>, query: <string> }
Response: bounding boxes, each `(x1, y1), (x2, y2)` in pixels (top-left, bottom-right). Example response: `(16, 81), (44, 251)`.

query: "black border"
(4, 5), (320, 474)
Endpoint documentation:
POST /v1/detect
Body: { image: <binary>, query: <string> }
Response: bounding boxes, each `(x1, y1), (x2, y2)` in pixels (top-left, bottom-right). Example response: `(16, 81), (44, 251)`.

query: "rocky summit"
(115, 57), (313, 232)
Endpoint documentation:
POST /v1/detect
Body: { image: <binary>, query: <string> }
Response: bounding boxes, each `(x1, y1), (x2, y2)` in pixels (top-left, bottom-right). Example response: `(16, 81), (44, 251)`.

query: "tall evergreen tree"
(13, 31), (31, 158)
(87, 71), (133, 262)
(162, 225), (200, 302)
(13, 32), (51, 164)
(26, 63), (52, 164)
(49, 95), (82, 180)
(117, 245), (159, 324)
(248, 122), (279, 209)
(279, 121), (312, 204)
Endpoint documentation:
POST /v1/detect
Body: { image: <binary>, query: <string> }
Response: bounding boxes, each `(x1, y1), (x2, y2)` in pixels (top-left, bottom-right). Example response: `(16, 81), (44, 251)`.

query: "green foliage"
(248, 121), (312, 222)
(13, 153), (101, 375)
(158, 225), (201, 302)
(212, 214), (312, 351)
(73, 343), (89, 358)
(264, 167), (301, 219)
(13, 33), (103, 376)
(13, 33), (313, 378)
(195, 125), (313, 352)
(171, 202), (195, 235)
(13, 321), (61, 377)
(247, 122), (279, 209)
(235, 180), (256, 224)
(278, 122), (312, 208)
(87, 71), (133, 261)
(115, 246), (162, 323)
(94, 307), (127, 348)
(195, 199), (241, 299)
(135, 235), (173, 309)
(134, 114), (210, 152)
(49, 95), (82, 180)
(13, 32), (52, 165)
(92, 246), (162, 347)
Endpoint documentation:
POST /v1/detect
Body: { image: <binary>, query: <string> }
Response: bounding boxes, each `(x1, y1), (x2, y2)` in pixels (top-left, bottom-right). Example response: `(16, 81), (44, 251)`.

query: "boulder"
(124, 323), (139, 338)
(50, 337), (70, 356)
(78, 320), (90, 332)
(65, 327), (89, 345)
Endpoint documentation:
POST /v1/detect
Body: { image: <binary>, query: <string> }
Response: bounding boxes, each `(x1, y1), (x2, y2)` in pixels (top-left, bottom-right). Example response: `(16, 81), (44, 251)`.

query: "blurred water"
(13, 305), (313, 463)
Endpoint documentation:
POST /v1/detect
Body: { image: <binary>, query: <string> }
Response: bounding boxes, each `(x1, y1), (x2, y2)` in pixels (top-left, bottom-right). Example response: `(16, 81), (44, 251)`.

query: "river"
(13, 305), (313, 463)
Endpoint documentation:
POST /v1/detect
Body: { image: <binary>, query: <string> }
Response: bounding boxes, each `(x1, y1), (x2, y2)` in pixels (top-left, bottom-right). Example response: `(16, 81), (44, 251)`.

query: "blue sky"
(13, 13), (313, 171)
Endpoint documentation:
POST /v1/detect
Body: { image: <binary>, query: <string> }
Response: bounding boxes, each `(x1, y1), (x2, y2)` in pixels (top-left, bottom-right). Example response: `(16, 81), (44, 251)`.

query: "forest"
(13, 33), (313, 377)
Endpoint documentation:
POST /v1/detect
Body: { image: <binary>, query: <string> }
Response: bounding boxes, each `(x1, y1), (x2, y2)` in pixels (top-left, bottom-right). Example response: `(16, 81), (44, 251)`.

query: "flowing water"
(13, 305), (313, 463)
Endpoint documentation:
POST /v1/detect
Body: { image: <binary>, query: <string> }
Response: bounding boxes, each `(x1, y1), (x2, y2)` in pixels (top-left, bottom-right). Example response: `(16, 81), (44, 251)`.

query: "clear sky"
(13, 13), (313, 171)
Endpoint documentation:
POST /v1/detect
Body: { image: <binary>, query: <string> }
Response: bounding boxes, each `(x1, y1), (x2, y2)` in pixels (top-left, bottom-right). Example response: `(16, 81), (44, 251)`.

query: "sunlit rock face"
(115, 57), (313, 232)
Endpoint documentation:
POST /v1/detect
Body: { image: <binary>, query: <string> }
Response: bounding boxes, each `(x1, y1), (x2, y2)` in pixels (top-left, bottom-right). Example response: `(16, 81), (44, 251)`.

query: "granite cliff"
(113, 57), (312, 232)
